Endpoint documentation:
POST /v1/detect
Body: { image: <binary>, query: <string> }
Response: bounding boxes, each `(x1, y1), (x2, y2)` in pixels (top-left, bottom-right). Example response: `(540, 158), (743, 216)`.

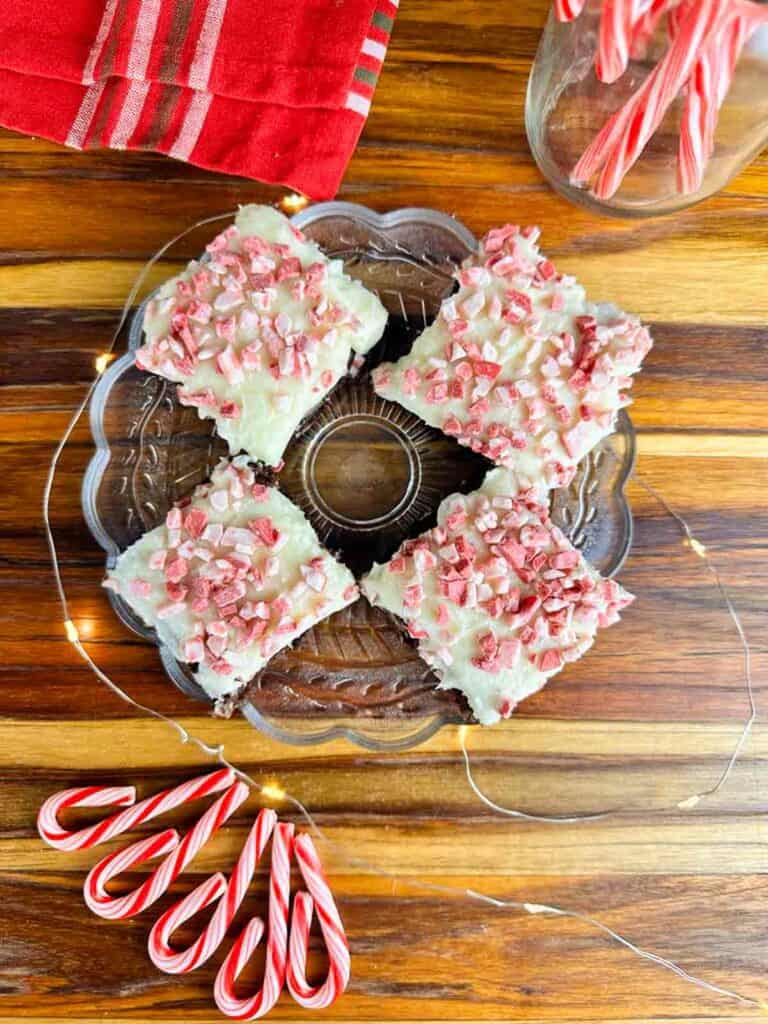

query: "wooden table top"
(2, 2), (768, 1022)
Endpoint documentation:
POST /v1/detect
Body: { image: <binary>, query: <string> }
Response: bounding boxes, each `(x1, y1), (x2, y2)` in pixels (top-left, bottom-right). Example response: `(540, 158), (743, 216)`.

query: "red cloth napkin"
(0, 0), (398, 197)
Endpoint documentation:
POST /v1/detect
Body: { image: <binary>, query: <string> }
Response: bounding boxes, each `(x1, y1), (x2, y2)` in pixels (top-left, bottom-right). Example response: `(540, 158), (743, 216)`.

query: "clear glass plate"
(82, 201), (635, 751)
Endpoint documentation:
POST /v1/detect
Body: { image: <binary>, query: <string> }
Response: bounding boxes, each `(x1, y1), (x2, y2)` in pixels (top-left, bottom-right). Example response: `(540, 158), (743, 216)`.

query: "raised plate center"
(306, 414), (419, 528)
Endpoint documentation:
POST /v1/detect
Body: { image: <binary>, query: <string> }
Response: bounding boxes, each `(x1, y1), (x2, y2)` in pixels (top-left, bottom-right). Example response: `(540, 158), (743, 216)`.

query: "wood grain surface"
(1, 1), (768, 1022)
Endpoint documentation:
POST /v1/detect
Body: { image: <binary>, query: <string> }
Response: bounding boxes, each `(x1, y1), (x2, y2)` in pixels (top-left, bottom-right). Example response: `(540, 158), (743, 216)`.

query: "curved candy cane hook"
(214, 821), (294, 1020)
(149, 808), (278, 973)
(85, 780), (250, 920)
(84, 827), (181, 915)
(287, 833), (350, 1010)
(554, 0), (586, 20)
(38, 785), (136, 849)
(38, 768), (235, 850)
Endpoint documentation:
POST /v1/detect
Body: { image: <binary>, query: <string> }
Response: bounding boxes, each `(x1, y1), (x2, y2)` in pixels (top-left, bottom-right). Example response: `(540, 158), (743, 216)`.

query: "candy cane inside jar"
(526, 0), (768, 215)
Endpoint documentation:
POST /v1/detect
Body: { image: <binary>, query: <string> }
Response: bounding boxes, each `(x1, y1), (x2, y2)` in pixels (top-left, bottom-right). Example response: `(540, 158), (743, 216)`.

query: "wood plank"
(1, 228), (767, 324)
(2, 730), (766, 891)
(0, 871), (765, 1019)
(1, 0), (767, 1020)
(1, 443), (765, 725)
(2, 315), (768, 432)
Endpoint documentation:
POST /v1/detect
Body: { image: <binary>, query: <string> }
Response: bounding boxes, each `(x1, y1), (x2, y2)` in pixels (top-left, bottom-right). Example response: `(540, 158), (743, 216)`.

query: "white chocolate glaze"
(373, 224), (651, 492)
(107, 457), (358, 699)
(137, 205), (388, 467)
(362, 467), (633, 725)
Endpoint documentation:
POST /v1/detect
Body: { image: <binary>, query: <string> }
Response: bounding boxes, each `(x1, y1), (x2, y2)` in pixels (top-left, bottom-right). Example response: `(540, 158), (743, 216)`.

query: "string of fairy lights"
(41, 200), (764, 1011)
(460, 477), (756, 820)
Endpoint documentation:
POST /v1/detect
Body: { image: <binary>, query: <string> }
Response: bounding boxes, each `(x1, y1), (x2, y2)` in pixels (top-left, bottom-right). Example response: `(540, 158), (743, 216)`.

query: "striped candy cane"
(148, 808), (278, 973)
(595, 0), (733, 197)
(677, 32), (719, 194)
(286, 834), (350, 1011)
(38, 768), (236, 850)
(554, 0), (668, 75)
(678, 11), (754, 193)
(554, 0), (587, 19)
(84, 780), (250, 920)
(596, 0), (636, 84)
(214, 821), (294, 1020)
(629, 0), (663, 57)
(39, 772), (351, 1016)
(573, 0), (732, 198)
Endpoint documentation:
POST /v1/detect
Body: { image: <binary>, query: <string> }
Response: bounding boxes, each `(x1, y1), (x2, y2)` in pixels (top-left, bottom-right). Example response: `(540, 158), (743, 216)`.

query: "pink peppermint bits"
(106, 457), (359, 701)
(137, 205), (387, 467)
(372, 222), (652, 490)
(362, 466), (634, 726)
(249, 517), (280, 547)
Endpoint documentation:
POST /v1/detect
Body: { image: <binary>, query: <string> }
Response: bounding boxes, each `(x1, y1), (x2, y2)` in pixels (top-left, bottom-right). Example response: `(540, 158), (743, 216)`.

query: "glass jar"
(526, 1), (768, 217)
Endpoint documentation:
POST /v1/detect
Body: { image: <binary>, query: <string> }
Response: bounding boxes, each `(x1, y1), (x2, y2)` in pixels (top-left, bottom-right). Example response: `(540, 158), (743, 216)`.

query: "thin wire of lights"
(39, 207), (766, 1012)
(636, 476), (756, 805)
(459, 474), (756, 819)
(43, 210), (237, 633)
(250, 773), (767, 1010)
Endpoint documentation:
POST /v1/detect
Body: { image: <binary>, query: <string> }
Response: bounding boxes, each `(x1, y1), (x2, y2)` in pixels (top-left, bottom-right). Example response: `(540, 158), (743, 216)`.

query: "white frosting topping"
(137, 205), (388, 467)
(106, 456), (358, 699)
(373, 224), (652, 491)
(362, 467), (634, 725)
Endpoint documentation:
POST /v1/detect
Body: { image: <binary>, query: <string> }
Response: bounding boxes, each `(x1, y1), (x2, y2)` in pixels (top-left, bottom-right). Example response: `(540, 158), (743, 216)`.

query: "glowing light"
(95, 353), (113, 375)
(677, 793), (701, 810)
(39, 221), (764, 1015)
(260, 781), (286, 803)
(688, 537), (707, 558)
(523, 902), (551, 915)
(280, 193), (308, 214)
(77, 618), (96, 639)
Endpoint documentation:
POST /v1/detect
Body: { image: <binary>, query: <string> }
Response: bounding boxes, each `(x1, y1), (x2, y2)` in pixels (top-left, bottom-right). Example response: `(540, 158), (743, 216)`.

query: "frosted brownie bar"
(136, 204), (388, 467)
(106, 457), (358, 700)
(372, 224), (651, 491)
(362, 467), (633, 725)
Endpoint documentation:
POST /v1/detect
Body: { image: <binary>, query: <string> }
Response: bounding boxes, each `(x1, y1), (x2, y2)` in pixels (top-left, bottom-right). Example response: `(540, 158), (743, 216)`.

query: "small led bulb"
(280, 193), (308, 214)
(260, 781), (286, 803)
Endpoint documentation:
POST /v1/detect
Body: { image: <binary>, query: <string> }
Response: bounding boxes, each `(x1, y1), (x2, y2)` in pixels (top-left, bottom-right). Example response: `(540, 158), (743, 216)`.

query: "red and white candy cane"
(629, 0), (674, 60)
(677, 26), (722, 194)
(595, 0), (636, 84)
(597, 0), (733, 197)
(573, 0), (732, 198)
(148, 808), (278, 973)
(39, 771), (350, 1016)
(678, 5), (768, 193)
(84, 779), (250, 920)
(287, 833), (350, 1011)
(214, 821), (294, 1020)
(37, 767), (236, 851)
(554, 0), (668, 76)
(554, 0), (586, 20)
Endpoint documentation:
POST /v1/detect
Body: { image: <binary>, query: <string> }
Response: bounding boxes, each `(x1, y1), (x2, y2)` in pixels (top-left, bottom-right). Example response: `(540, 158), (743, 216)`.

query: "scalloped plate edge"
(292, 200), (479, 251)
(81, 201), (636, 750)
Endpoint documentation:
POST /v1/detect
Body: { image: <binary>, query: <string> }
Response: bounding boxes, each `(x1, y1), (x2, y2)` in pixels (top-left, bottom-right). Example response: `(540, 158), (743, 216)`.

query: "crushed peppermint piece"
(137, 205), (387, 467)
(372, 224), (652, 491)
(106, 456), (358, 701)
(362, 467), (634, 726)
